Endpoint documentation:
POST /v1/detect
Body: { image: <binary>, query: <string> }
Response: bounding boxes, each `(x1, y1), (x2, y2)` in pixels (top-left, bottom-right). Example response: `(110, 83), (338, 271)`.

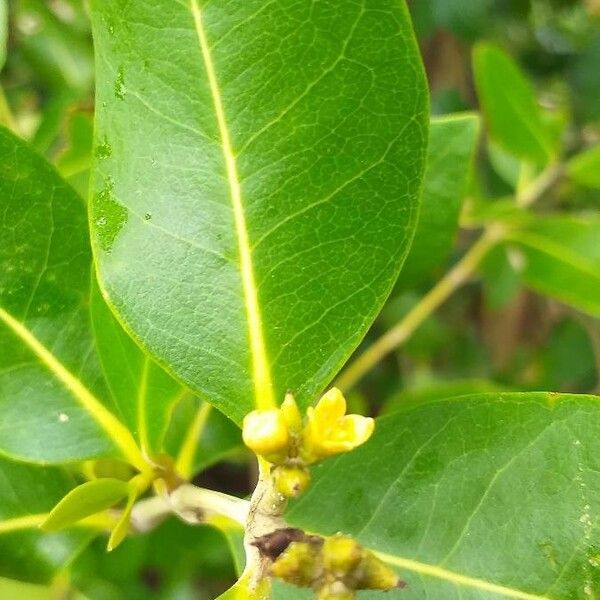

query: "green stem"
(516, 163), (563, 208)
(242, 458), (288, 597)
(335, 226), (504, 392)
(169, 483), (250, 526)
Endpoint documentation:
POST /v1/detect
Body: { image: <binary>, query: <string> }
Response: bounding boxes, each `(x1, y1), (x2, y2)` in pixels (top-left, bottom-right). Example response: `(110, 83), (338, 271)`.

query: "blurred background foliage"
(0, 0), (599, 598)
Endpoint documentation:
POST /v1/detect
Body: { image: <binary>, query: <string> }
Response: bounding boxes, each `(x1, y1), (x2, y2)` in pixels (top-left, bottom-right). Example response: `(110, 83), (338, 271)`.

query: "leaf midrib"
(0, 306), (146, 471)
(374, 551), (549, 600)
(188, 0), (275, 411)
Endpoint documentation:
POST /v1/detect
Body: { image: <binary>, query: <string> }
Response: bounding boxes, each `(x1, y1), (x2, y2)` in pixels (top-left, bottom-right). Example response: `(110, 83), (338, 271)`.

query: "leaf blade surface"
(286, 392), (600, 598)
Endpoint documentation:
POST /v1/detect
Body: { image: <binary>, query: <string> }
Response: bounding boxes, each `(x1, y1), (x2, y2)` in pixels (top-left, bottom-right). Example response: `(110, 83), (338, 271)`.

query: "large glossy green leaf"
(89, 0), (428, 422)
(286, 392), (600, 598)
(399, 113), (479, 288)
(0, 458), (94, 584)
(473, 43), (554, 165)
(505, 215), (600, 316)
(0, 127), (144, 469)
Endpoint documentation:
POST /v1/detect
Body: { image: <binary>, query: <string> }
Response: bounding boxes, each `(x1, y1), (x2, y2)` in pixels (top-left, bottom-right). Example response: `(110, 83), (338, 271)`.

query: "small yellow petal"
(242, 410), (289, 459)
(281, 391), (302, 432)
(339, 415), (374, 447)
(313, 388), (347, 423)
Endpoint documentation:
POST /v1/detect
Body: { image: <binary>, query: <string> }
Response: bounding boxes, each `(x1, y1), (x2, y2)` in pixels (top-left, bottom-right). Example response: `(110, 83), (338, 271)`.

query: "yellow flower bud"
(270, 541), (321, 587)
(317, 582), (355, 600)
(281, 391), (303, 433)
(355, 551), (404, 591)
(323, 535), (362, 577)
(273, 464), (311, 498)
(303, 388), (375, 461)
(242, 409), (289, 462)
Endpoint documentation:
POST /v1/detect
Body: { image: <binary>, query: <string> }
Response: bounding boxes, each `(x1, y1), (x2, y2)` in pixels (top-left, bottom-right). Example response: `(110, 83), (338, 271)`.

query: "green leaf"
(0, 457), (94, 584)
(399, 113), (480, 288)
(89, 0), (428, 422)
(287, 392), (600, 598)
(90, 281), (183, 456)
(505, 215), (600, 316)
(42, 479), (129, 533)
(567, 145), (600, 189)
(0, 578), (53, 600)
(106, 477), (143, 552)
(0, 127), (145, 469)
(473, 43), (554, 165)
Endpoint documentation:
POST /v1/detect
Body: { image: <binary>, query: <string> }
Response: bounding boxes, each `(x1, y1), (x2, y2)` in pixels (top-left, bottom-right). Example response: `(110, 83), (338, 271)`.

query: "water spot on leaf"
(95, 138), (112, 159)
(58, 413), (69, 423)
(115, 66), (126, 100)
(93, 177), (128, 252)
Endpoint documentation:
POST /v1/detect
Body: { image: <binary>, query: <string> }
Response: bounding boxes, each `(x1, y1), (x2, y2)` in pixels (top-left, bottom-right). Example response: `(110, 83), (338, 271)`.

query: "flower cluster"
(242, 388), (374, 498)
(269, 533), (404, 599)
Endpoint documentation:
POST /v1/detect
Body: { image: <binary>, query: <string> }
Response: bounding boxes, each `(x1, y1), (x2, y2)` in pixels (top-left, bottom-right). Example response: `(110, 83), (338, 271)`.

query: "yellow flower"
(304, 388), (374, 459)
(242, 409), (289, 461)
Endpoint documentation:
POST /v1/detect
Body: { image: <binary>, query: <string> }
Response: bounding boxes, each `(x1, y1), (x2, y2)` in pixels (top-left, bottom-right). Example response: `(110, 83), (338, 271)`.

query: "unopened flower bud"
(242, 409), (289, 462)
(356, 551), (404, 591)
(270, 541), (322, 587)
(281, 391), (303, 433)
(273, 464), (311, 498)
(317, 582), (355, 600)
(323, 535), (362, 577)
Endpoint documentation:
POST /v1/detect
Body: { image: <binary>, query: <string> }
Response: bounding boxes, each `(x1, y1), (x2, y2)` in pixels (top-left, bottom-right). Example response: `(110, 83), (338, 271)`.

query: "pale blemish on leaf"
(114, 65), (125, 100)
(93, 177), (128, 252)
(95, 137), (112, 159)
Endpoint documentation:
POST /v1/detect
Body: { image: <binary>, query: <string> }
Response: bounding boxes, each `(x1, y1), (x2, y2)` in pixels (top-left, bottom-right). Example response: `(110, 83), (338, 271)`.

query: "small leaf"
(42, 479), (129, 533)
(473, 43), (554, 165)
(106, 486), (137, 552)
(89, 0), (428, 422)
(505, 215), (600, 316)
(566, 145), (600, 189)
(0, 457), (95, 584)
(287, 392), (600, 598)
(399, 113), (480, 288)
